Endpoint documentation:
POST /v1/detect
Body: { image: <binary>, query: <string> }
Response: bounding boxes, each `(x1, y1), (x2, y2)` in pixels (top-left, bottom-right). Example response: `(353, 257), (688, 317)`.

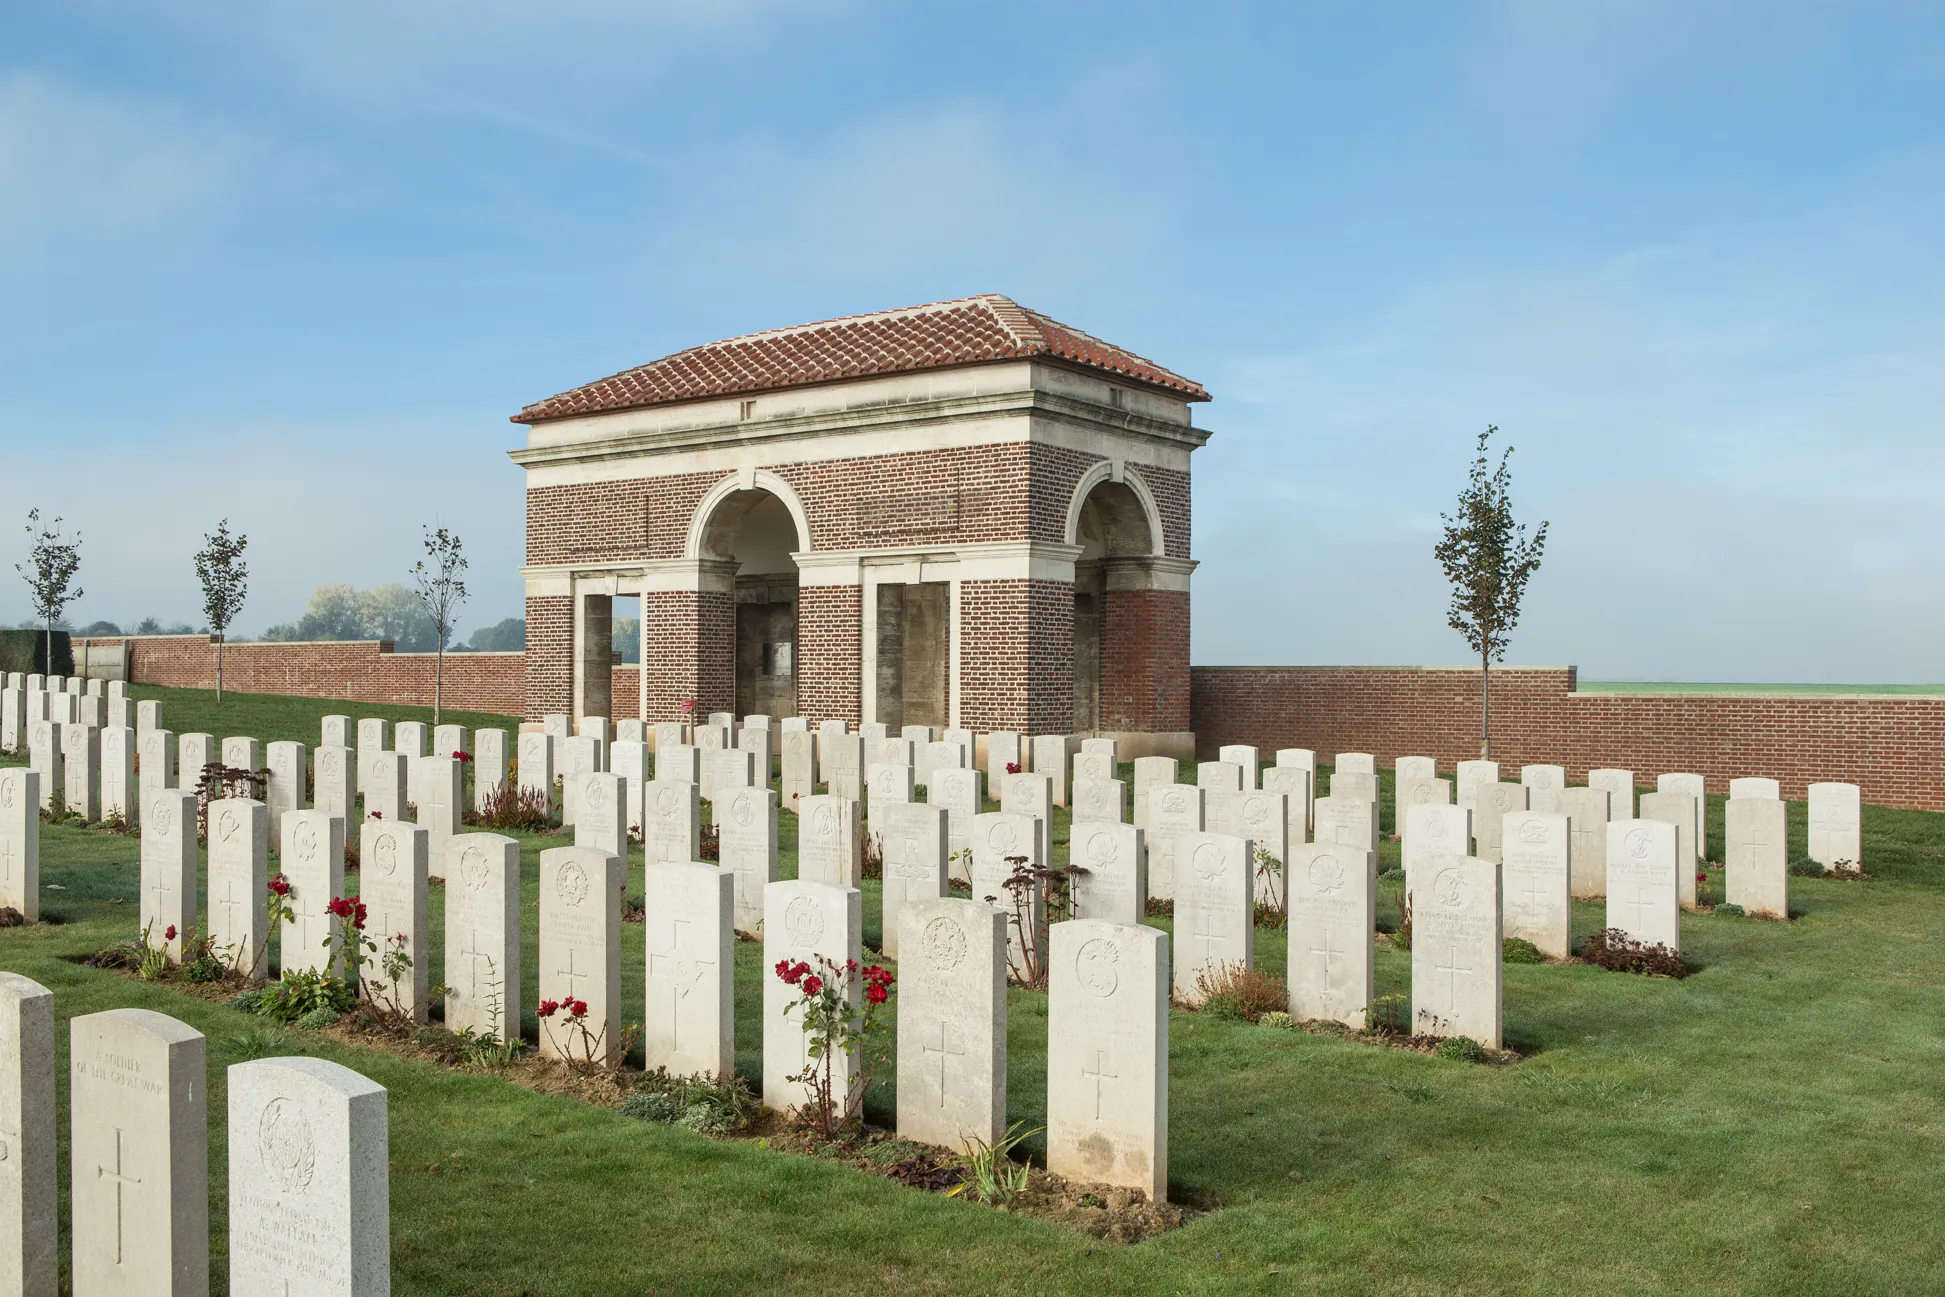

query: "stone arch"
(1065, 461), (1161, 558)
(685, 469), (813, 561)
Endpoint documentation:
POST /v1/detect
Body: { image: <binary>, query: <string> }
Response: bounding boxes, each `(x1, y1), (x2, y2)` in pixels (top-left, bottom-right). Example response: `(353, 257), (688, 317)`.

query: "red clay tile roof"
(511, 293), (1208, 423)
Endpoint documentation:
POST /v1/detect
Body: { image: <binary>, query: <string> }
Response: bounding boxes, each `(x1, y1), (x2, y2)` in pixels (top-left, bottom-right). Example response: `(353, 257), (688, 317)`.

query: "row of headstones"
(0, 975), (387, 1296)
(3, 675), (161, 828)
(0, 674), (153, 750)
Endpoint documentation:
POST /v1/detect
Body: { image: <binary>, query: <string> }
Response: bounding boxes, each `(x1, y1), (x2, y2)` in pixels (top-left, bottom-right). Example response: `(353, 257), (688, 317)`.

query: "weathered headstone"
(655, 741), (700, 787)
(281, 811), (346, 978)
(107, 697), (131, 730)
(970, 811), (1042, 979)
(1455, 759), (1499, 812)
(359, 821), (429, 1020)
(1172, 832), (1253, 1004)
(710, 748), (759, 808)
(364, 750), (407, 825)
(825, 732), (863, 801)
(795, 793), (861, 886)
(879, 802), (948, 959)
(137, 728), (177, 805)
(1725, 797), (1788, 919)
(1473, 781), (1531, 863)
(0, 973), (54, 1296)
(538, 845), (624, 1064)
(1521, 764), (1566, 814)
(1500, 810), (1570, 958)
(559, 736), (599, 826)
(135, 700), (161, 735)
(985, 731), (1023, 786)
(1411, 856), (1502, 1047)
(617, 719), (646, 745)
(69, 1009), (208, 1294)
(999, 770), (1054, 870)
(694, 723), (728, 799)
(645, 780), (702, 867)
(222, 735), (263, 775)
(1395, 775), (1451, 848)
(762, 880), (862, 1111)
(610, 739), (647, 837)
(780, 729), (818, 811)
(265, 740), (306, 843)
(1656, 772), (1708, 870)
(225, 1055), (388, 1297)
(737, 727), (773, 787)
(474, 728), (509, 813)
(577, 717), (611, 772)
(1215, 743), (1258, 789)
(1606, 819), (1680, 950)
(1559, 787), (1611, 897)
(1071, 777), (1127, 825)
(1069, 820), (1144, 926)
(1072, 748), (1115, 788)
(314, 744), (355, 826)
(1327, 770), (1378, 813)
(1808, 782), (1862, 871)
(434, 723), (469, 760)
(1336, 752), (1375, 775)
(517, 731), (555, 816)
(1313, 795), (1378, 860)
(1132, 755), (1179, 832)
(654, 720), (692, 754)
(393, 721), (427, 762)
(572, 771), (627, 857)
(1031, 734), (1073, 806)
(718, 785), (778, 936)
(1260, 765), (1310, 854)
(208, 798), (270, 982)
(445, 834), (522, 1038)
(142, 790), (198, 961)
(896, 898), (1007, 1150)
(321, 714), (352, 749)
(1287, 841), (1375, 1028)
(927, 765), (984, 885)
(1729, 776), (1780, 801)
(1197, 760), (1244, 795)
(1639, 790), (1700, 910)
(1402, 803), (1469, 906)
(814, 718), (845, 769)
(99, 724), (135, 827)
(903, 725), (936, 788)
(0, 770), (40, 922)
(1234, 789), (1289, 910)
(1046, 920), (1168, 1203)
(643, 862), (735, 1078)
(356, 719), (389, 796)
(1144, 783), (1204, 900)
(27, 720), (61, 813)
(62, 721), (100, 822)
(76, 696), (103, 729)
(0, 680), (21, 755)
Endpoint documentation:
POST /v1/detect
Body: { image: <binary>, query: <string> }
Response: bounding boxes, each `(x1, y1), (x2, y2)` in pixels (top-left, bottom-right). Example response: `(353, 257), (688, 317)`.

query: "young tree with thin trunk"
(412, 526), (468, 726)
(194, 519), (250, 703)
(1434, 427), (1548, 758)
(16, 509), (83, 674)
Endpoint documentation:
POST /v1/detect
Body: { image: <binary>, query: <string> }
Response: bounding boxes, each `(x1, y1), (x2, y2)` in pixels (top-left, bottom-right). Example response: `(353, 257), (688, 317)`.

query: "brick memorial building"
(509, 294), (1210, 757)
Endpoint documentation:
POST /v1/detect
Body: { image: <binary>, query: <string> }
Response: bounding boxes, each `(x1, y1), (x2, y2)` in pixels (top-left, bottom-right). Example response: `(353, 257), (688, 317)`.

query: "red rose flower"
(370, 810), (383, 820)
(801, 975), (823, 996)
(1006, 762), (1021, 775)
(865, 983), (888, 1005)
(538, 999), (560, 1018)
(455, 751), (472, 762)
(164, 925), (177, 941)
(568, 999), (588, 1018)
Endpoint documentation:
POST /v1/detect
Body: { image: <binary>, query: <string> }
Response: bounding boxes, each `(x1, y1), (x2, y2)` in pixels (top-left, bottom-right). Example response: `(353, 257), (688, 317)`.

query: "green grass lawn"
(1577, 680), (1945, 696)
(5, 688), (1945, 1293)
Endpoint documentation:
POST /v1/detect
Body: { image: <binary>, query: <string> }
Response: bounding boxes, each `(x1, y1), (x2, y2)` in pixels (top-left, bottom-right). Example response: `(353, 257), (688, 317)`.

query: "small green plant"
(135, 920), (171, 981)
(1252, 843), (1284, 916)
(251, 967), (357, 1024)
(948, 1122), (1041, 1206)
(618, 1069), (758, 1136)
(1579, 928), (1692, 979)
(1714, 902), (1747, 918)
(1392, 893), (1413, 951)
(181, 930), (226, 983)
(776, 954), (895, 1140)
(1259, 1010), (1295, 1031)
(1502, 937), (1546, 964)
(297, 1006), (343, 1030)
(1365, 993), (1410, 1036)
(1194, 962), (1288, 1023)
(1435, 1035), (1489, 1063)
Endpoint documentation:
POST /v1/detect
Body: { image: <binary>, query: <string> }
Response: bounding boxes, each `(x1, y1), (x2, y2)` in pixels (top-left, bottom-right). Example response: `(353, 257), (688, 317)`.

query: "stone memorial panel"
(445, 834), (522, 1038)
(718, 786), (778, 935)
(1287, 841), (1375, 1028)
(1606, 819), (1680, 950)
(359, 821), (429, 1020)
(208, 798), (270, 982)
(897, 898), (1007, 1150)
(539, 845), (624, 1063)
(1046, 920), (1168, 1203)
(1411, 856), (1502, 1046)
(643, 862), (735, 1077)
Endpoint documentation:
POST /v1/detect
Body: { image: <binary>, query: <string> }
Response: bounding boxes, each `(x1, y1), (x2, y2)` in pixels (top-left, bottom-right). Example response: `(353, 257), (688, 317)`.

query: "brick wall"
(797, 585), (862, 724)
(1189, 664), (1945, 811)
(523, 596), (572, 720)
(1102, 588), (1190, 732)
(77, 636), (525, 716)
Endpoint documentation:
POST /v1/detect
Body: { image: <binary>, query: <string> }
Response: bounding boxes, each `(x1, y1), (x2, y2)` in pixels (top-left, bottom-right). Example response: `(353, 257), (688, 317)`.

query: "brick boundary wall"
(74, 636), (526, 717)
(1189, 665), (1945, 812)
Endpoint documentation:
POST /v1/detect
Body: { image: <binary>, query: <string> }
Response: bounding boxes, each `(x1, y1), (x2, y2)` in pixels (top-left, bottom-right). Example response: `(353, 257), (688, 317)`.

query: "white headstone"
(1069, 820), (1144, 926)
(927, 765), (984, 885)
(617, 718), (647, 745)
(737, 727), (772, 785)
(879, 802), (948, 959)
(364, 751), (407, 825)
(1395, 755), (1437, 783)
(1729, 777), (1780, 801)
(433, 723), (469, 760)
(642, 862), (735, 1078)
(559, 736), (599, 826)
(1326, 771), (1378, 830)
(1287, 841), (1375, 1028)
(610, 739), (647, 837)
(208, 798), (270, 982)
(106, 697), (131, 730)
(280, 811), (345, 978)
(1656, 773), (1708, 870)
(1171, 832), (1253, 1004)
(313, 745), (355, 826)
(321, 715), (352, 749)
(135, 700), (161, 735)
(762, 880), (862, 1111)
(538, 845), (624, 1064)
(1234, 789), (1289, 911)
(1313, 795), (1378, 861)
(1587, 769), (1634, 823)
(444, 834), (522, 1039)
(1144, 783), (1204, 900)
(393, 721), (427, 761)
(903, 725), (936, 788)
(1726, 797), (1788, 919)
(1131, 755), (1179, 832)
(222, 735), (262, 774)
(359, 821), (429, 1021)
(824, 733), (863, 801)
(866, 762), (914, 839)
(1402, 803), (1469, 907)
(225, 1055), (388, 1297)
(1031, 735), (1073, 806)
(780, 729), (818, 812)
(796, 794), (861, 887)
(0, 973), (54, 1296)
(1046, 920), (1168, 1203)
(62, 721), (99, 821)
(1606, 819), (1680, 950)
(970, 811), (1042, 980)
(694, 723), (728, 799)
(69, 1009), (208, 1294)
(1071, 777), (1127, 825)
(265, 740), (306, 843)
(571, 771), (627, 857)
(1411, 856), (1502, 1047)
(814, 719), (845, 770)
(1072, 749), (1115, 788)
(985, 731), (1023, 785)
(1336, 752), (1375, 775)
(710, 748), (759, 808)
(1197, 760), (1244, 795)
(645, 780), (702, 867)
(1639, 790), (1700, 910)
(1260, 765), (1310, 855)
(136, 728), (177, 806)
(1395, 776), (1451, 849)
(26, 720), (60, 813)
(718, 785), (778, 936)
(517, 732), (555, 816)
(0, 682), (22, 755)
(1500, 810), (1570, 958)
(544, 713), (572, 744)
(355, 719), (389, 797)
(1559, 787), (1611, 898)
(1455, 759), (1499, 812)
(474, 729), (509, 813)
(1520, 764), (1566, 814)
(897, 898), (1007, 1150)
(1808, 782), (1862, 871)
(0, 771), (39, 923)
(1473, 781), (1531, 863)
(1216, 744), (1258, 789)
(100, 724), (135, 825)
(142, 789), (198, 961)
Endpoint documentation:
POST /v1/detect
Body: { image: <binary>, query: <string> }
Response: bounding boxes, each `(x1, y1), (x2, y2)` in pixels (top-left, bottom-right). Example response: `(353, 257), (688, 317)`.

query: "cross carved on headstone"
(1309, 927), (1345, 989)
(1625, 887), (1658, 933)
(920, 1019), (965, 1108)
(1433, 943), (1473, 1012)
(555, 947), (590, 1001)
(97, 1127), (143, 1265)
(1734, 814), (1772, 862)
(1191, 912), (1226, 965)
(1514, 870), (1549, 923)
(1082, 1048), (1118, 1121)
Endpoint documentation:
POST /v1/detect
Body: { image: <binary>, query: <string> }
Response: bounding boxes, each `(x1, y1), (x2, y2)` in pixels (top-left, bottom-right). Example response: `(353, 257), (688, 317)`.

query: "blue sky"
(3, 2), (1941, 679)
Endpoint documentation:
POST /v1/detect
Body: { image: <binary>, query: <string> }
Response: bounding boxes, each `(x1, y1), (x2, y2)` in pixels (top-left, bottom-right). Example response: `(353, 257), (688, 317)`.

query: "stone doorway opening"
(697, 489), (802, 719)
(1073, 479), (1157, 732)
(874, 581), (949, 731)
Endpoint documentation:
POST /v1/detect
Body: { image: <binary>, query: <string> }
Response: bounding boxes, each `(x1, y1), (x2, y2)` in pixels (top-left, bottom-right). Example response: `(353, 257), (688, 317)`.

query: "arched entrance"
(1072, 477), (1159, 732)
(695, 487), (804, 718)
